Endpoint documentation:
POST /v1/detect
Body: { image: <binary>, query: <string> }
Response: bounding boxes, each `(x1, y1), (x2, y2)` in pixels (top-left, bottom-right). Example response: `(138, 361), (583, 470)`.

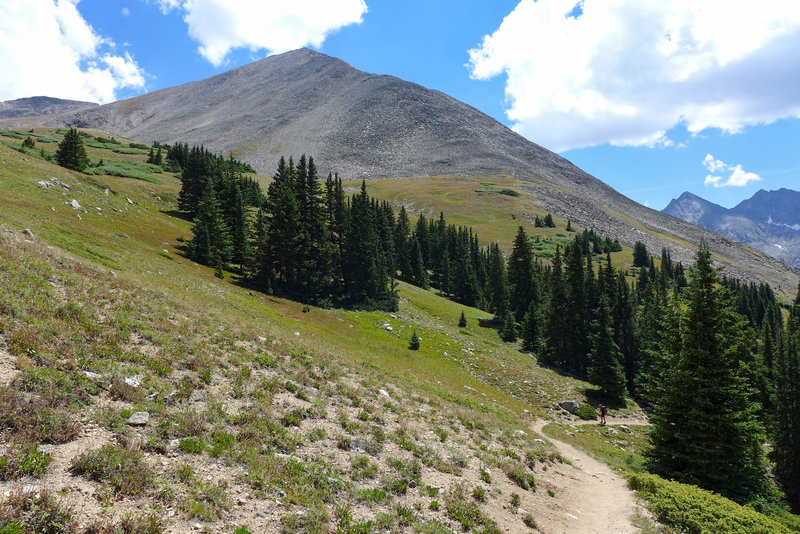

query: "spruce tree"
(564, 239), (588, 375)
(588, 297), (627, 403)
(486, 243), (508, 317)
(187, 179), (232, 274)
(543, 247), (570, 368)
(500, 301), (517, 342)
(772, 292), (800, 511)
(458, 310), (467, 328)
(521, 299), (543, 353)
(55, 128), (88, 171)
(645, 242), (768, 503)
(409, 330), (421, 350)
(507, 227), (533, 321)
(632, 241), (648, 268)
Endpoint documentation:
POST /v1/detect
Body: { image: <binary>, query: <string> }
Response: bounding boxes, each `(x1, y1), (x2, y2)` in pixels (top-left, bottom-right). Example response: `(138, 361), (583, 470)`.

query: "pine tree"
(543, 247), (570, 368)
(458, 310), (467, 328)
(521, 299), (543, 353)
(55, 128), (88, 171)
(564, 239), (588, 375)
(394, 206), (412, 279)
(588, 297), (627, 403)
(228, 184), (250, 270)
(645, 242), (768, 503)
(409, 330), (421, 350)
(772, 292), (800, 511)
(500, 301), (517, 342)
(187, 179), (232, 275)
(486, 243), (508, 317)
(507, 227), (533, 321)
(632, 241), (648, 268)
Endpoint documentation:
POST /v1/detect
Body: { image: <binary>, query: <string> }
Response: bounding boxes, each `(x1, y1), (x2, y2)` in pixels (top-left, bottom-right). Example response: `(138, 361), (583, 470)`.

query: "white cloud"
(468, 0), (800, 152)
(157, 0), (368, 66)
(122, 7), (131, 16)
(0, 0), (145, 103)
(702, 153), (762, 188)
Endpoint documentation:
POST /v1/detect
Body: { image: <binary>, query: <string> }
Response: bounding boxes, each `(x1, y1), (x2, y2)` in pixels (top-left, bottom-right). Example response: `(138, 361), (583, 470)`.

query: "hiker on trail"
(599, 404), (607, 426)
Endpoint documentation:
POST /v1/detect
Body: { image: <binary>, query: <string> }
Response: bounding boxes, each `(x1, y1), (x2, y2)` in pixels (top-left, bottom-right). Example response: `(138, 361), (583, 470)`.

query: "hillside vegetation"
(1, 128), (798, 534)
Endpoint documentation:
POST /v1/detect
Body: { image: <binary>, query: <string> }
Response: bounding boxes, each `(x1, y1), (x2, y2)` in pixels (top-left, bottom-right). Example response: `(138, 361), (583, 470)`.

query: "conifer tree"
(394, 206), (412, 279)
(521, 299), (544, 353)
(55, 128), (88, 171)
(632, 241), (649, 268)
(588, 297), (627, 402)
(646, 242), (768, 503)
(409, 330), (421, 350)
(500, 301), (517, 342)
(772, 290), (800, 511)
(187, 179), (232, 275)
(543, 247), (570, 368)
(410, 237), (428, 289)
(228, 184), (250, 270)
(507, 227), (534, 321)
(486, 243), (508, 317)
(564, 239), (589, 374)
(458, 310), (467, 328)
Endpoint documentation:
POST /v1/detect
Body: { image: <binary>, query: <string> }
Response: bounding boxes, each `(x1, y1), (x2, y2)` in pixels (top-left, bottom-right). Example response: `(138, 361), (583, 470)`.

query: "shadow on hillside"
(583, 387), (628, 410)
(161, 209), (193, 222)
(477, 317), (502, 332)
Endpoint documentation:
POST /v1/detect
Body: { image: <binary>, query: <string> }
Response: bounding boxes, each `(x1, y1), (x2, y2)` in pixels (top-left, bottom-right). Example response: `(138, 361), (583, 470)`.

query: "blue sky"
(1, 0), (799, 210)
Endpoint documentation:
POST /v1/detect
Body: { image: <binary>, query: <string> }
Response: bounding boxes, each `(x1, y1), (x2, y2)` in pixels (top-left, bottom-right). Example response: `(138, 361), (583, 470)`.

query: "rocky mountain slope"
(7, 48), (797, 294)
(0, 96), (96, 120)
(664, 189), (800, 270)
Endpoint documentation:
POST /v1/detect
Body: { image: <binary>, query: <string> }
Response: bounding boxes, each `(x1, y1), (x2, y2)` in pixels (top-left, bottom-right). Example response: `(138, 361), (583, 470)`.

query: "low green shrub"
(0, 444), (51, 480)
(575, 403), (597, 420)
(70, 444), (153, 495)
(628, 473), (792, 534)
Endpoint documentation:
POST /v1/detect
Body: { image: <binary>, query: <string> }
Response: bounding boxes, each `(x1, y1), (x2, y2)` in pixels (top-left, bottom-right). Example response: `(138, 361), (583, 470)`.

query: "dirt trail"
(530, 418), (647, 534)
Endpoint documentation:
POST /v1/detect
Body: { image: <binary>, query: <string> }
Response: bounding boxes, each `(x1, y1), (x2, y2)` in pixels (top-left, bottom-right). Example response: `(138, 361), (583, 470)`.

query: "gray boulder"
(128, 412), (149, 426)
(558, 400), (580, 413)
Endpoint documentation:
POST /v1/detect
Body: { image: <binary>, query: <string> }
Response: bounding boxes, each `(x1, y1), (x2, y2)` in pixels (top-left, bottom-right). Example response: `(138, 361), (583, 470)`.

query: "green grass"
(542, 422), (649, 474)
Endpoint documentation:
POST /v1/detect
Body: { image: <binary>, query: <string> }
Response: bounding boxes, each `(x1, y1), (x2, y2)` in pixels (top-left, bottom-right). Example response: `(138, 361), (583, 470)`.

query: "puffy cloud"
(703, 154), (762, 188)
(158, 0), (368, 66)
(0, 0), (145, 103)
(468, 0), (800, 152)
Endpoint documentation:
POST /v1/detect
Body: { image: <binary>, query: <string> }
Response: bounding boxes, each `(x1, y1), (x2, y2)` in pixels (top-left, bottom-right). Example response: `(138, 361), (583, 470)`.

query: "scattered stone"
(558, 400), (580, 414)
(534, 438), (546, 445)
(83, 371), (101, 379)
(124, 374), (144, 388)
(169, 439), (181, 449)
(349, 439), (368, 453)
(23, 228), (34, 239)
(293, 331), (300, 336)
(37, 180), (53, 188)
(619, 425), (631, 433)
(21, 485), (38, 495)
(128, 412), (149, 426)
(126, 197), (135, 205)
(104, 188), (109, 196)
(515, 430), (526, 436)
(379, 389), (391, 400)
(69, 199), (81, 210)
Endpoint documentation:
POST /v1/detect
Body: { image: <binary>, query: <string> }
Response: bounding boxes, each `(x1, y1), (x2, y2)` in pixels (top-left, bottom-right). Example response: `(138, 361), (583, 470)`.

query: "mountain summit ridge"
(664, 188), (800, 269)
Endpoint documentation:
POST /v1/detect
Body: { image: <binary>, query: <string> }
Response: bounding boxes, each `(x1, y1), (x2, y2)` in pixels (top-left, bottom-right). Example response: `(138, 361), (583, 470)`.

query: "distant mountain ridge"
(4, 48), (797, 294)
(663, 189), (800, 269)
(0, 96), (97, 120)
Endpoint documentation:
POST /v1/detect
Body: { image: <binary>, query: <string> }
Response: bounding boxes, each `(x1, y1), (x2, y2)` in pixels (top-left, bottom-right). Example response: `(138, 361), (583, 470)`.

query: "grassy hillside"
(0, 129), (613, 533)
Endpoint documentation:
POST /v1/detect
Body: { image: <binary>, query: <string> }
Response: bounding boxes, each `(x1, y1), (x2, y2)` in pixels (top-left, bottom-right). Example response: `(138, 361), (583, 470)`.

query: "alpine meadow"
(1, 6), (800, 533)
